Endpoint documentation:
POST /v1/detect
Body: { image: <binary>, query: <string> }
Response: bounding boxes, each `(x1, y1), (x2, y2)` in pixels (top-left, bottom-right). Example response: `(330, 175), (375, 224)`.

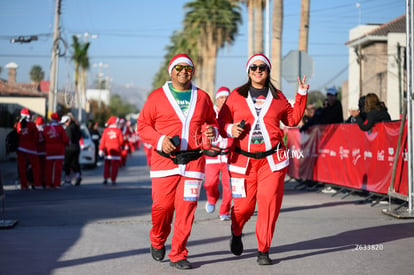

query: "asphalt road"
(1, 149), (414, 275)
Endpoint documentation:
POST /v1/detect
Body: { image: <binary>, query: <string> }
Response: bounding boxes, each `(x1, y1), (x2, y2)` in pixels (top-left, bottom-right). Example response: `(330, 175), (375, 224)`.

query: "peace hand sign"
(297, 75), (309, 90)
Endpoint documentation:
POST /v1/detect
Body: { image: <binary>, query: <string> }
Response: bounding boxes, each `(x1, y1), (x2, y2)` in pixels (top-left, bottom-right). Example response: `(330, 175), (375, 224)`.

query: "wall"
(0, 97), (46, 117)
(387, 32), (406, 119)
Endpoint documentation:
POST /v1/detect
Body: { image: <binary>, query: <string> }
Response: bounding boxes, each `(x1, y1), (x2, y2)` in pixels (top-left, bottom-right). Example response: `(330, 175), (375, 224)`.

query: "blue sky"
(0, 0), (406, 102)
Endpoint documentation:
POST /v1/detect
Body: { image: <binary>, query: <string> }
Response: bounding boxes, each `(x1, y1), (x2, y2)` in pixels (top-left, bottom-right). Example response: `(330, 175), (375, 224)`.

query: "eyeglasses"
(174, 65), (193, 73)
(249, 64), (268, 72)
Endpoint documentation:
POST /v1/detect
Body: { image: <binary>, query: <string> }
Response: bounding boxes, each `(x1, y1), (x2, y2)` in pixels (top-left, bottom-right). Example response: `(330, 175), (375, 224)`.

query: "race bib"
(183, 180), (202, 201)
(231, 178), (246, 198)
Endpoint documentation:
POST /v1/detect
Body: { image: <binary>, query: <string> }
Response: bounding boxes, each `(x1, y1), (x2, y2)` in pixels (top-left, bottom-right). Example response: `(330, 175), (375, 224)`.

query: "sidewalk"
(1, 150), (414, 275)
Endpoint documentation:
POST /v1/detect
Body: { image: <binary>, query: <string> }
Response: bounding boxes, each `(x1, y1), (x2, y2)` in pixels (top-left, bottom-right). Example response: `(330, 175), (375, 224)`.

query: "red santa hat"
(215, 86), (230, 99)
(50, 112), (59, 122)
(20, 108), (30, 117)
(106, 116), (118, 127)
(35, 116), (44, 126)
(168, 53), (194, 75)
(246, 54), (271, 73)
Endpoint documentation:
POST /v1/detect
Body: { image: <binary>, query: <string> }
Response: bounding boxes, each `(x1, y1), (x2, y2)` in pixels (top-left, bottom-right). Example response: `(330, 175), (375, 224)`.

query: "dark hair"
(364, 93), (385, 112)
(237, 75), (280, 99)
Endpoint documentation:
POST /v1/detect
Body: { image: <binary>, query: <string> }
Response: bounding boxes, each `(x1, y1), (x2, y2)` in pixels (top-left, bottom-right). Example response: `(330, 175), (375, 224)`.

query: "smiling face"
(248, 61), (269, 89)
(170, 63), (194, 91)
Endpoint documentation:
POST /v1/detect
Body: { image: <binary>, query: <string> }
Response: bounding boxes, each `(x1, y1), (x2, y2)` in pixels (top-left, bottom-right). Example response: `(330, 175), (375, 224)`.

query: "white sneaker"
(321, 186), (337, 194)
(205, 202), (215, 213)
(220, 214), (231, 221)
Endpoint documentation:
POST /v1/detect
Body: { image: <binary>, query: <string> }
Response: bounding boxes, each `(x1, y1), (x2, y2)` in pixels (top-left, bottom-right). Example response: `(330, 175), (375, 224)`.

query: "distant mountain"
(110, 83), (150, 110)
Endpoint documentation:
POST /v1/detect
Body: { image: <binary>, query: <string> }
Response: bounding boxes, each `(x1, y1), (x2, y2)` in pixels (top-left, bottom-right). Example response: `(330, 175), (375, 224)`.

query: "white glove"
(99, 150), (104, 157)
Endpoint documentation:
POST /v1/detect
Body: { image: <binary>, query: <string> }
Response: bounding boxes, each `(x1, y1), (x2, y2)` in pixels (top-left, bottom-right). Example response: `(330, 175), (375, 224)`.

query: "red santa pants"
(121, 149), (128, 166)
(230, 158), (287, 253)
(45, 157), (64, 187)
(150, 175), (199, 262)
(17, 151), (40, 188)
(103, 158), (120, 182)
(204, 162), (232, 215)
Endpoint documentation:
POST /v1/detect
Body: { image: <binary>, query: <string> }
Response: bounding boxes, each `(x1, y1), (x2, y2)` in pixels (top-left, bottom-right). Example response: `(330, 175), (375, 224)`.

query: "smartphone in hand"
(239, 120), (245, 129)
(170, 135), (180, 147)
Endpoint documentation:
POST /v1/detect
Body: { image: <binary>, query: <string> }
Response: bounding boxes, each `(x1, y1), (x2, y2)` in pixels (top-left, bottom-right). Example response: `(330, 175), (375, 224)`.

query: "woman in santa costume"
(219, 54), (309, 265)
(137, 53), (217, 270)
(204, 86), (233, 221)
(99, 116), (124, 185)
(15, 108), (41, 189)
(43, 112), (69, 188)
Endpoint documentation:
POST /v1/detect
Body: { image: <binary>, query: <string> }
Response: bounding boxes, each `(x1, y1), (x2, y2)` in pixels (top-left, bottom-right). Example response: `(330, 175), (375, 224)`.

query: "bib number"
(183, 180), (202, 201)
(231, 178), (246, 198)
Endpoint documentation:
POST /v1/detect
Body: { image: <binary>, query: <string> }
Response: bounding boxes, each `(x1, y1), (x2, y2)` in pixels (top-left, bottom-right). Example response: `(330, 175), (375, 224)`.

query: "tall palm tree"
(184, 0), (242, 97)
(271, 0), (283, 86)
(244, 0), (265, 56)
(71, 35), (90, 122)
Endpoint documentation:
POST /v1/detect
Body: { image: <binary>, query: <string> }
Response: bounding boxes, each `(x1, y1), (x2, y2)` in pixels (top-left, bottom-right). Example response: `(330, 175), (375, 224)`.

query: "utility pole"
(298, 0), (310, 52)
(48, 0), (61, 118)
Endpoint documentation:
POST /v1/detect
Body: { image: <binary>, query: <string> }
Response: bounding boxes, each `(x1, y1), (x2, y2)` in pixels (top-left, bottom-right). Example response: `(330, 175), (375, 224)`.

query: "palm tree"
(29, 65), (45, 91)
(184, 0), (242, 97)
(271, 0), (283, 86)
(71, 35), (90, 122)
(244, 0), (265, 56)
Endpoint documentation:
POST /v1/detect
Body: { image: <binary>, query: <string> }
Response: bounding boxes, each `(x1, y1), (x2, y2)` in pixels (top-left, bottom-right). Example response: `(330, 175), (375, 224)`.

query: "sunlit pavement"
(1, 150), (414, 275)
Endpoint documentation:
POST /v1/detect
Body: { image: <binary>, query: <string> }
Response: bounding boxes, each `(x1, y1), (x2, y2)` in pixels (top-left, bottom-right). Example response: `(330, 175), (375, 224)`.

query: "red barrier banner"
(286, 121), (408, 195)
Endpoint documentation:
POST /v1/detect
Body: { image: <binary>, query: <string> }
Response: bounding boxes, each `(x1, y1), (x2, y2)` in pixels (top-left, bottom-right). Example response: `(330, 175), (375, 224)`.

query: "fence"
(286, 121), (408, 196)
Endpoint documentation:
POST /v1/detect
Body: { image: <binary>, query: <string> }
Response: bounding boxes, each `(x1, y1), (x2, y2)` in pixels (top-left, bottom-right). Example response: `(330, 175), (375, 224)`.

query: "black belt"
(203, 145), (229, 157)
(156, 149), (203, 164)
(235, 143), (281, 159)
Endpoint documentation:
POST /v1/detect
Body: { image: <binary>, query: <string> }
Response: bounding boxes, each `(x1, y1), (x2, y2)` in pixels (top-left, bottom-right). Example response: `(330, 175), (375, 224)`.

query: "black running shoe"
(257, 250), (272, 265)
(150, 245), (165, 261)
(169, 259), (192, 270)
(230, 229), (243, 256)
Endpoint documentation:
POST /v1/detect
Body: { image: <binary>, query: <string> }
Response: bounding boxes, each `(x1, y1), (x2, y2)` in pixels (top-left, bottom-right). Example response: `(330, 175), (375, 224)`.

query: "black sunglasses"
(249, 64), (268, 72)
(174, 65), (193, 73)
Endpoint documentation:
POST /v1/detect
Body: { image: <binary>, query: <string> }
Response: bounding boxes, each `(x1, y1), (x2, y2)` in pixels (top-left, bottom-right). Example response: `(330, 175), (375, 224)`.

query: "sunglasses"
(249, 64), (268, 72)
(174, 65), (193, 73)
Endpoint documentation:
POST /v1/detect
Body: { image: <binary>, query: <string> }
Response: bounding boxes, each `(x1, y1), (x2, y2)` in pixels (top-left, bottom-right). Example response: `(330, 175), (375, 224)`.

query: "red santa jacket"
(43, 122), (69, 159)
(15, 120), (39, 155)
(99, 125), (124, 160)
(137, 81), (218, 179)
(219, 87), (307, 174)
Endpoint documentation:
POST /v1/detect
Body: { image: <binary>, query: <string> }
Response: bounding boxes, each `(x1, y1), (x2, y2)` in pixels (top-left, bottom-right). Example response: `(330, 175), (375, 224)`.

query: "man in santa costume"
(35, 116), (46, 188)
(43, 112), (69, 188)
(15, 108), (40, 190)
(203, 86), (233, 221)
(118, 117), (131, 167)
(99, 116), (124, 185)
(137, 53), (218, 270)
(219, 54), (309, 265)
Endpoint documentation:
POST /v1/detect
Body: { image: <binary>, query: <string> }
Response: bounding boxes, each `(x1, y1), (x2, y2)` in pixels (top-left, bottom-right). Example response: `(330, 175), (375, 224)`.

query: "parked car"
(79, 124), (96, 167)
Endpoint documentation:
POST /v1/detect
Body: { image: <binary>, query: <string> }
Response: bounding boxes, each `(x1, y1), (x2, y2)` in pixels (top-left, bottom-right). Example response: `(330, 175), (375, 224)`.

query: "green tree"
(184, 0), (242, 97)
(29, 65), (45, 91)
(307, 90), (325, 108)
(71, 35), (90, 122)
(109, 94), (139, 118)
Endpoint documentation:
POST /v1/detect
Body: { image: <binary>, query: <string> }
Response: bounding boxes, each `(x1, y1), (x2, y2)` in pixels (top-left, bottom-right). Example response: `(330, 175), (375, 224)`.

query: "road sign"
(282, 50), (314, 83)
